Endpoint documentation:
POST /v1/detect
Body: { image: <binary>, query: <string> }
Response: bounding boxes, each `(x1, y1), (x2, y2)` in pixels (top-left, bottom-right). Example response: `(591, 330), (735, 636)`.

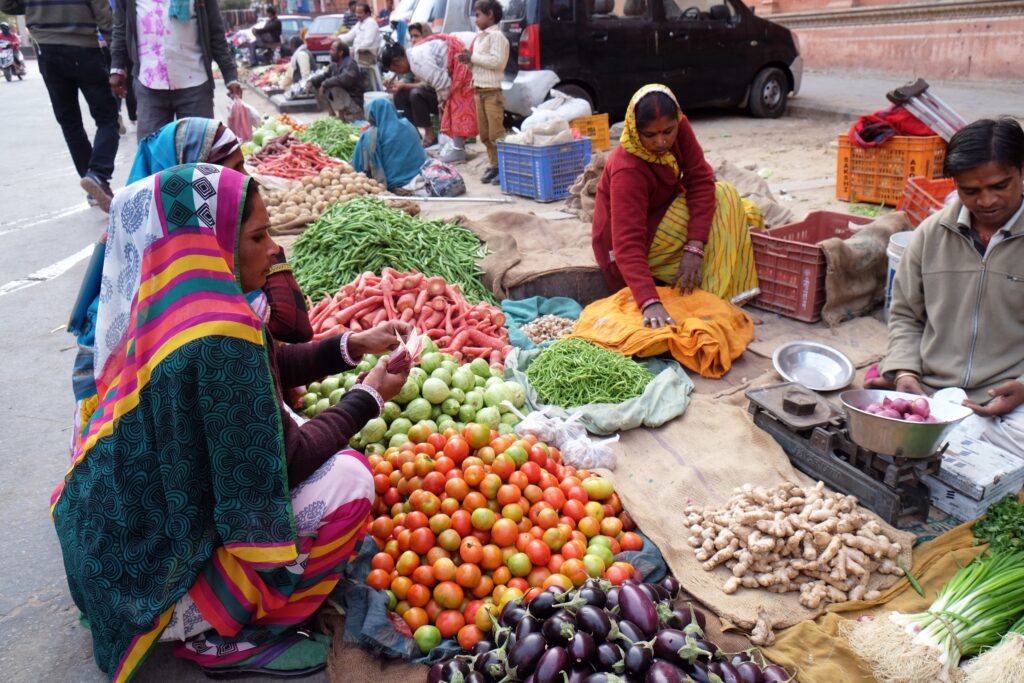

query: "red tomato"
(527, 566), (551, 588)
(451, 509), (473, 537)
(428, 433), (448, 452)
(478, 473), (502, 500)
(424, 599), (443, 622)
(563, 499), (587, 521)
(480, 544), (504, 570)
(432, 557), (457, 582)
(520, 462), (542, 485)
(496, 484), (521, 506)
(372, 552), (395, 573)
(528, 445), (548, 466)
(429, 513), (452, 535)
(443, 437), (471, 464)
(604, 565), (630, 585)
(406, 583), (431, 607)
(425, 547), (451, 566)
(457, 624), (485, 651)
(435, 610), (466, 638)
(491, 454), (516, 481)
(373, 474), (390, 494)
(543, 573), (574, 591)
(411, 565), (436, 587)
(460, 537), (484, 564)
(491, 519), (518, 548)
(405, 511), (428, 530)
(542, 486), (566, 510)
(396, 550), (420, 576)
(433, 581), (465, 610)
(455, 563), (482, 589)
(366, 569), (391, 590)
(437, 529), (462, 552)
(414, 443), (437, 457)
(440, 497), (461, 516)
(560, 558), (589, 586)
(508, 471), (529, 491)
(403, 607), (429, 630)
(445, 478), (469, 502)
(370, 516), (394, 540)
(409, 527), (436, 555)
(422, 471), (447, 496)
(620, 531), (644, 551)
(391, 576), (412, 600)
(462, 423), (491, 450)
(525, 539), (552, 566)
(462, 491), (488, 512)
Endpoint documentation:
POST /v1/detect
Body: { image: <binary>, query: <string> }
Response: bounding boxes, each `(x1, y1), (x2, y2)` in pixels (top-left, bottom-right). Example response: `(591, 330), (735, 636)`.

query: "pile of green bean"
(291, 197), (494, 303)
(526, 338), (654, 407)
(297, 118), (362, 161)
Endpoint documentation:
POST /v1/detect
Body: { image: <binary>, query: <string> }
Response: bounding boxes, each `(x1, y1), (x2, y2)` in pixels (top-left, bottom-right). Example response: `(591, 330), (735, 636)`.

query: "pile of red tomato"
(363, 423), (644, 653)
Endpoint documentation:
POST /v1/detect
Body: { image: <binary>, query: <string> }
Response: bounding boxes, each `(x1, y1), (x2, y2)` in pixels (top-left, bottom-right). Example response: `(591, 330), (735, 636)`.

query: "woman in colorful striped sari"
(53, 163), (411, 681)
(591, 84), (763, 328)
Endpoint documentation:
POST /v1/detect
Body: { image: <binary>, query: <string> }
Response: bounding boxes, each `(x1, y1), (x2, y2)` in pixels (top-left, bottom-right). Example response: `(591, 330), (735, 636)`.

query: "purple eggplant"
(596, 642), (624, 671)
(528, 590), (559, 619)
(730, 653), (751, 664)
(707, 662), (723, 676)
(688, 662), (714, 683)
(569, 665), (596, 683)
(585, 674), (628, 683)
(718, 662), (742, 683)
(543, 612), (577, 645)
(673, 604), (707, 636)
(517, 615), (542, 640)
(606, 586), (622, 609)
(441, 659), (471, 681)
(735, 662), (763, 683)
(465, 673), (487, 683)
(653, 630), (713, 668)
(616, 620), (647, 645)
(472, 640), (495, 656)
(577, 605), (614, 642)
(646, 660), (687, 683)
(624, 644), (653, 677)
(475, 649), (506, 681)
(501, 603), (527, 628)
(428, 662), (444, 683)
(761, 665), (792, 683)
(618, 585), (659, 637)
(659, 575), (681, 599)
(508, 633), (547, 679)
(579, 584), (608, 609)
(569, 632), (597, 664)
(640, 583), (670, 604)
(535, 646), (571, 683)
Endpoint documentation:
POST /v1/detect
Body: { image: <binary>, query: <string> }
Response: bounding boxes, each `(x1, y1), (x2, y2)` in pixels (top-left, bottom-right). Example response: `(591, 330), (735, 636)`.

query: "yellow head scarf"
(619, 84), (684, 177)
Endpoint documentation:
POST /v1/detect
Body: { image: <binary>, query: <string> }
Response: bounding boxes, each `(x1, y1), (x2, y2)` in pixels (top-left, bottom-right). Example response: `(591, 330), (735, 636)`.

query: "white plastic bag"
(521, 110), (566, 132)
(506, 403), (619, 470)
(534, 89), (593, 123)
(560, 434), (619, 470)
(228, 98), (261, 142)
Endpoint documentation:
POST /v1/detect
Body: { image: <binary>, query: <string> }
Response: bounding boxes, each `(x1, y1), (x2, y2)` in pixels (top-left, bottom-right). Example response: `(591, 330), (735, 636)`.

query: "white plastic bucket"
(885, 231), (913, 321)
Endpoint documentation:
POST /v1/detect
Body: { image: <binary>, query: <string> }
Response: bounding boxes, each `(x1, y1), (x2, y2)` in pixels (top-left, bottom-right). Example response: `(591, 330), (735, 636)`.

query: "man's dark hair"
(348, 0), (357, 7)
(357, 2), (372, 13)
(944, 118), (1024, 176)
(635, 91), (679, 129)
(289, 35), (303, 49)
(334, 40), (350, 57)
(380, 43), (406, 71)
(266, 5), (277, 16)
(475, 0), (503, 22)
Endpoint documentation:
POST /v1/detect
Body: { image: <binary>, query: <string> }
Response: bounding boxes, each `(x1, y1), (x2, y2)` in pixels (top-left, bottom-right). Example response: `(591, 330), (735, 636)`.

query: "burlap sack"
(820, 212), (913, 326)
(604, 395), (914, 633)
(713, 160), (796, 228)
(747, 315), (890, 369)
(453, 211), (598, 298)
(566, 151), (608, 223)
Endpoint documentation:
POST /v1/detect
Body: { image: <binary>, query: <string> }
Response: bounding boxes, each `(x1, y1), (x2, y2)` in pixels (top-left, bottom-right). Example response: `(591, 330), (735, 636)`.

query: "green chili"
(296, 119), (362, 161)
(525, 338), (654, 408)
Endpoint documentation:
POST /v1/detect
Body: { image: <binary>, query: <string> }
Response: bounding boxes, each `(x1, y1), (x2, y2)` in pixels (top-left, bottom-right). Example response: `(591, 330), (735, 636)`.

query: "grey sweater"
(0, 0), (112, 48)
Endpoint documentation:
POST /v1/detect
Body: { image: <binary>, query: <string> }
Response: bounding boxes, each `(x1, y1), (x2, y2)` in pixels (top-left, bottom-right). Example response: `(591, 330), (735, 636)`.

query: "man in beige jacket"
(877, 118), (1024, 455)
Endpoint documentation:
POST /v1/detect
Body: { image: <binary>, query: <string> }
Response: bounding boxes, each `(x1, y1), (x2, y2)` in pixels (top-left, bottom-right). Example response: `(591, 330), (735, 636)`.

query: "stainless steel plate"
(772, 341), (855, 392)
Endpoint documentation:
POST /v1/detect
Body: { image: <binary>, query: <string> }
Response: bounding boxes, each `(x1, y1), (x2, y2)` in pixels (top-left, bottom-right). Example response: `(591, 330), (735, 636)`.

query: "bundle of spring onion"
(526, 338), (654, 407)
(963, 612), (1024, 683)
(845, 551), (1024, 683)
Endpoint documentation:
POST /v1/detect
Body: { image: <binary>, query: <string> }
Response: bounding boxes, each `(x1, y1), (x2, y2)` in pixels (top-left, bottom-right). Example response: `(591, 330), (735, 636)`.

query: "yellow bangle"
(266, 263), (293, 276)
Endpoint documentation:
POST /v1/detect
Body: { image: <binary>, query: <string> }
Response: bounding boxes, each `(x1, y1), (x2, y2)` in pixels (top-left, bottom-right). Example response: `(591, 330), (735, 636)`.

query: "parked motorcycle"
(0, 39), (25, 81)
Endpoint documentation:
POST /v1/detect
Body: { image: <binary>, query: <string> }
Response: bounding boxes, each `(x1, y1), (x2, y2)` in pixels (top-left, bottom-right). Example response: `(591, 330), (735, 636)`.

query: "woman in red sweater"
(592, 84), (761, 328)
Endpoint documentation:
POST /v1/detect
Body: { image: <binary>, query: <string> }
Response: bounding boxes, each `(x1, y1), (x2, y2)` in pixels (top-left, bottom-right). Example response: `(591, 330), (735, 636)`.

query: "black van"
(496, 0), (802, 119)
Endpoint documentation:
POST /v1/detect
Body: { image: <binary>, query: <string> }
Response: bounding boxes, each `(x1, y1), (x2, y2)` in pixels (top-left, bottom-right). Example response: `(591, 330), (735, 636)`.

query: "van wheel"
(749, 67), (787, 118)
(554, 83), (595, 113)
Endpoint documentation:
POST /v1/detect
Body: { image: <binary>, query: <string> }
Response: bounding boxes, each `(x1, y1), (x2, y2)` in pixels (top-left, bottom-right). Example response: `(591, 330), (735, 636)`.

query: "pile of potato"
(264, 165), (387, 228)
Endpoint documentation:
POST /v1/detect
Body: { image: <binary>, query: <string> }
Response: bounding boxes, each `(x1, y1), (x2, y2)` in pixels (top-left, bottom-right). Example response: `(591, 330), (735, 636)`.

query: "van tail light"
(431, 18), (443, 29)
(517, 24), (540, 70)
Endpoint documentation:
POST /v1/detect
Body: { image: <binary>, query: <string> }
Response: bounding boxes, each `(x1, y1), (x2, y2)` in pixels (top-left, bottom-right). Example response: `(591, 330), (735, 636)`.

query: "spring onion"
(526, 339), (653, 407)
(962, 612), (1024, 683)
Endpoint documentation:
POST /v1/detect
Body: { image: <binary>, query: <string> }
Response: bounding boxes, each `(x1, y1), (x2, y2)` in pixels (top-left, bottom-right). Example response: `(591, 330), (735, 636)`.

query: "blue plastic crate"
(497, 139), (592, 203)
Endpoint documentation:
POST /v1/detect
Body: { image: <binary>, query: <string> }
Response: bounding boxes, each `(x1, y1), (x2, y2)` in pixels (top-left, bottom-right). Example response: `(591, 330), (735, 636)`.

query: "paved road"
(0, 63), (329, 683)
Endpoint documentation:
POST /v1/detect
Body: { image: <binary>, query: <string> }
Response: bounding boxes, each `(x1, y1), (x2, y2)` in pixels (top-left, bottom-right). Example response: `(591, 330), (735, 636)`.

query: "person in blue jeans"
(0, 0), (120, 211)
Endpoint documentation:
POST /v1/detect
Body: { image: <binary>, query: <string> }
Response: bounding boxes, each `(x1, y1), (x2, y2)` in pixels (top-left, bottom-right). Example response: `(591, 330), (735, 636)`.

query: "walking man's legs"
(135, 82), (176, 139)
(37, 44), (93, 178)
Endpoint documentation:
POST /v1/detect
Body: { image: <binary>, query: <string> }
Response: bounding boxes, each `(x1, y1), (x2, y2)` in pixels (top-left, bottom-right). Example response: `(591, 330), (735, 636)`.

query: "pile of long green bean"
(526, 338), (653, 407)
(291, 197), (493, 302)
(297, 118), (362, 161)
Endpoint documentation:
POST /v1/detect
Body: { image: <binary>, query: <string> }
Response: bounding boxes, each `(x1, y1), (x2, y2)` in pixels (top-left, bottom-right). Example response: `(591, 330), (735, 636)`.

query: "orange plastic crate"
(836, 134), (946, 206)
(570, 113), (611, 152)
(896, 176), (956, 227)
(752, 211), (874, 322)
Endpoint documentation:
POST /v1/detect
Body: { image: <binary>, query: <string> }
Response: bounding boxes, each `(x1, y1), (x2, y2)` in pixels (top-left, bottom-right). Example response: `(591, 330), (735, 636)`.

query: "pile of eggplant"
(426, 576), (793, 683)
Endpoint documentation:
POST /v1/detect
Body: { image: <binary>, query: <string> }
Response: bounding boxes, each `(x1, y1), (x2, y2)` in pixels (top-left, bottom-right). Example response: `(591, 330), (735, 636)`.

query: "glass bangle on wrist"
(339, 332), (359, 366)
(683, 244), (705, 257)
(350, 384), (384, 415)
(894, 371), (919, 383)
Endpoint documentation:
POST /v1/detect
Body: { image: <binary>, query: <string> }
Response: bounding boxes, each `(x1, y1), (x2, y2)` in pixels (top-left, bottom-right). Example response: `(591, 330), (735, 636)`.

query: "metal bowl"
(772, 341), (855, 392)
(839, 389), (973, 457)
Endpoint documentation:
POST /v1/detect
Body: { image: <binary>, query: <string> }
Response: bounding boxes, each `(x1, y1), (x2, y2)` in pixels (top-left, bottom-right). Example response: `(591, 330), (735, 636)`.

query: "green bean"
(291, 197), (495, 303)
(525, 339), (654, 408)
(297, 119), (362, 161)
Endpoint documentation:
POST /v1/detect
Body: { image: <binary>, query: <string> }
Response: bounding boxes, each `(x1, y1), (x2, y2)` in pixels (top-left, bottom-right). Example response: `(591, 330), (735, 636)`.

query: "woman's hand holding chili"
(348, 321), (415, 357)
(673, 240), (704, 294)
(642, 302), (674, 329)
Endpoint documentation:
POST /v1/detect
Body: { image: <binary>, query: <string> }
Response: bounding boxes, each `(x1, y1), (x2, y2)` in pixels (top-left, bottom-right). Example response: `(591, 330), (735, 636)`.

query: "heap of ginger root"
(684, 481), (904, 609)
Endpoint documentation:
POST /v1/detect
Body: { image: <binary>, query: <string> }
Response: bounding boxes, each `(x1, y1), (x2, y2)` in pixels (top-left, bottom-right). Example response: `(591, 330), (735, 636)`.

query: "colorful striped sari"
(51, 164), (366, 681)
(647, 182), (764, 301)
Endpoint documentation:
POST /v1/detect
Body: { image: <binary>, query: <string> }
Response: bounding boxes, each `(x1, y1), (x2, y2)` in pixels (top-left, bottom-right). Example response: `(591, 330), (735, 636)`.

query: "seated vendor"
(54, 164), (413, 680)
(869, 118), (1024, 456)
(592, 84), (762, 328)
(352, 98), (428, 192)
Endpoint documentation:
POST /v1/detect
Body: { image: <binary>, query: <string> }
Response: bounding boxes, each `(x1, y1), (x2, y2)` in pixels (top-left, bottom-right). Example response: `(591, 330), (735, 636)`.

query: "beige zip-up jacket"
(881, 197), (1024, 403)
(470, 25), (509, 90)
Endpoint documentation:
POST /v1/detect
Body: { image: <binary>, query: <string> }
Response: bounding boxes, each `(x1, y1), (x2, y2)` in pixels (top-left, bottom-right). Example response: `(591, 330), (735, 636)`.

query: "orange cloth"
(571, 286), (754, 379)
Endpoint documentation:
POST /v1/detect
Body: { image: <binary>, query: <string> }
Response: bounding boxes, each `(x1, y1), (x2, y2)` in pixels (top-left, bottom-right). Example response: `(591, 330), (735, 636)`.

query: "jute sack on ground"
(713, 160), (795, 228)
(604, 395), (913, 632)
(820, 212), (912, 326)
(453, 211), (598, 298)
(566, 151), (608, 223)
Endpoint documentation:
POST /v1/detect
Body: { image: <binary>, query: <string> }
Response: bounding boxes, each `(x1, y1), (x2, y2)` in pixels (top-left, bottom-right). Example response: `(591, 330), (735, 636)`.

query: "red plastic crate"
(836, 134), (946, 206)
(896, 177), (956, 227)
(752, 211), (874, 322)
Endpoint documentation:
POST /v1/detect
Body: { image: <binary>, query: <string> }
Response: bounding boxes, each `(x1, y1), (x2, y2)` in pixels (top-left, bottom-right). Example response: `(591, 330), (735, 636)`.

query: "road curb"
(787, 101), (857, 124)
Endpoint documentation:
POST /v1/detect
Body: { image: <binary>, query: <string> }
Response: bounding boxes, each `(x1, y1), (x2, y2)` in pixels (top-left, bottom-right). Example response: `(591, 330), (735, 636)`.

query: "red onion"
(891, 398), (911, 415)
(878, 408), (902, 419)
(904, 414), (925, 422)
(910, 397), (931, 419)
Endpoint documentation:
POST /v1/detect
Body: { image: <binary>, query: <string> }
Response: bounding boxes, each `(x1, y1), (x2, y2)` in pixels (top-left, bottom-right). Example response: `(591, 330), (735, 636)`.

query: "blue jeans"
(36, 44), (119, 183)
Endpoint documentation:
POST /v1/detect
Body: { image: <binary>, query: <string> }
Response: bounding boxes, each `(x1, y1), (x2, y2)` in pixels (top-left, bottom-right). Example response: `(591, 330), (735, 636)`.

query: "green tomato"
(422, 377), (450, 404)
(587, 544), (615, 567)
(430, 404), (443, 420)
(419, 419), (438, 434)
(588, 535), (613, 550)
(356, 360), (372, 373)
(387, 417), (413, 439)
(384, 589), (397, 611)
(490, 367), (504, 378)
(458, 404), (477, 423)
(485, 376), (506, 390)
(501, 412), (519, 426)
(449, 387), (466, 404)
(344, 374), (358, 390)
(436, 415), (456, 431)
(484, 383), (512, 409)
(430, 368), (452, 386)
(470, 357), (491, 378)
(452, 369), (476, 392)
(440, 360), (458, 374)
(475, 376), (486, 388)
(422, 337), (439, 355)
(382, 401), (402, 422)
(363, 353), (378, 368)
(348, 433), (365, 451)
(583, 477), (615, 501)
(395, 377), (420, 404)
(464, 390), (484, 411)
(441, 398), (461, 416)
(365, 443), (387, 457)
(506, 552), (532, 578)
(409, 367), (428, 388)
(403, 397), (433, 423)
(475, 406), (501, 431)
(582, 553), (606, 578)
(328, 388), (344, 406)
(419, 352), (444, 374)
(505, 381), (527, 409)
(505, 444), (528, 467)
(413, 625), (442, 654)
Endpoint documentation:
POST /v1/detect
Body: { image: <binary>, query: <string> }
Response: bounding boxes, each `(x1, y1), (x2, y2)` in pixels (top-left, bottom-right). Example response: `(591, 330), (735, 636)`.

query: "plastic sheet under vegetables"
(504, 347), (694, 435)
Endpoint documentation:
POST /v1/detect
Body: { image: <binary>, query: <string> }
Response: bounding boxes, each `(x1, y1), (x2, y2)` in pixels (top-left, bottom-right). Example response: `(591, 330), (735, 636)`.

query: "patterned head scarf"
(53, 164), (296, 679)
(128, 118), (241, 185)
(619, 84), (684, 176)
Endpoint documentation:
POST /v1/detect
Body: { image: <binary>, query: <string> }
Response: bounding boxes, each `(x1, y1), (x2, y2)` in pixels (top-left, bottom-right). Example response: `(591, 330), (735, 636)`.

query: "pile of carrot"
(254, 142), (340, 179)
(309, 269), (513, 367)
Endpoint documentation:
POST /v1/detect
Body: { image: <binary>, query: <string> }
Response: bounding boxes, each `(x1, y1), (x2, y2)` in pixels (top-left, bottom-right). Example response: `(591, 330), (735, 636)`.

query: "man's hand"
(109, 73), (127, 98)
(228, 83), (243, 99)
(361, 357), (410, 403)
(964, 380), (1024, 418)
(456, 50), (471, 64)
(349, 321), (415, 357)
(641, 302), (674, 329)
(894, 374), (926, 395)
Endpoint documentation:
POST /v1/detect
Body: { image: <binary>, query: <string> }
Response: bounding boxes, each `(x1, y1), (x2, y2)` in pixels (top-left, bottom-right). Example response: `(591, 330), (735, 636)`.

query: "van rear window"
(498, 0), (526, 21)
(550, 0), (573, 21)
